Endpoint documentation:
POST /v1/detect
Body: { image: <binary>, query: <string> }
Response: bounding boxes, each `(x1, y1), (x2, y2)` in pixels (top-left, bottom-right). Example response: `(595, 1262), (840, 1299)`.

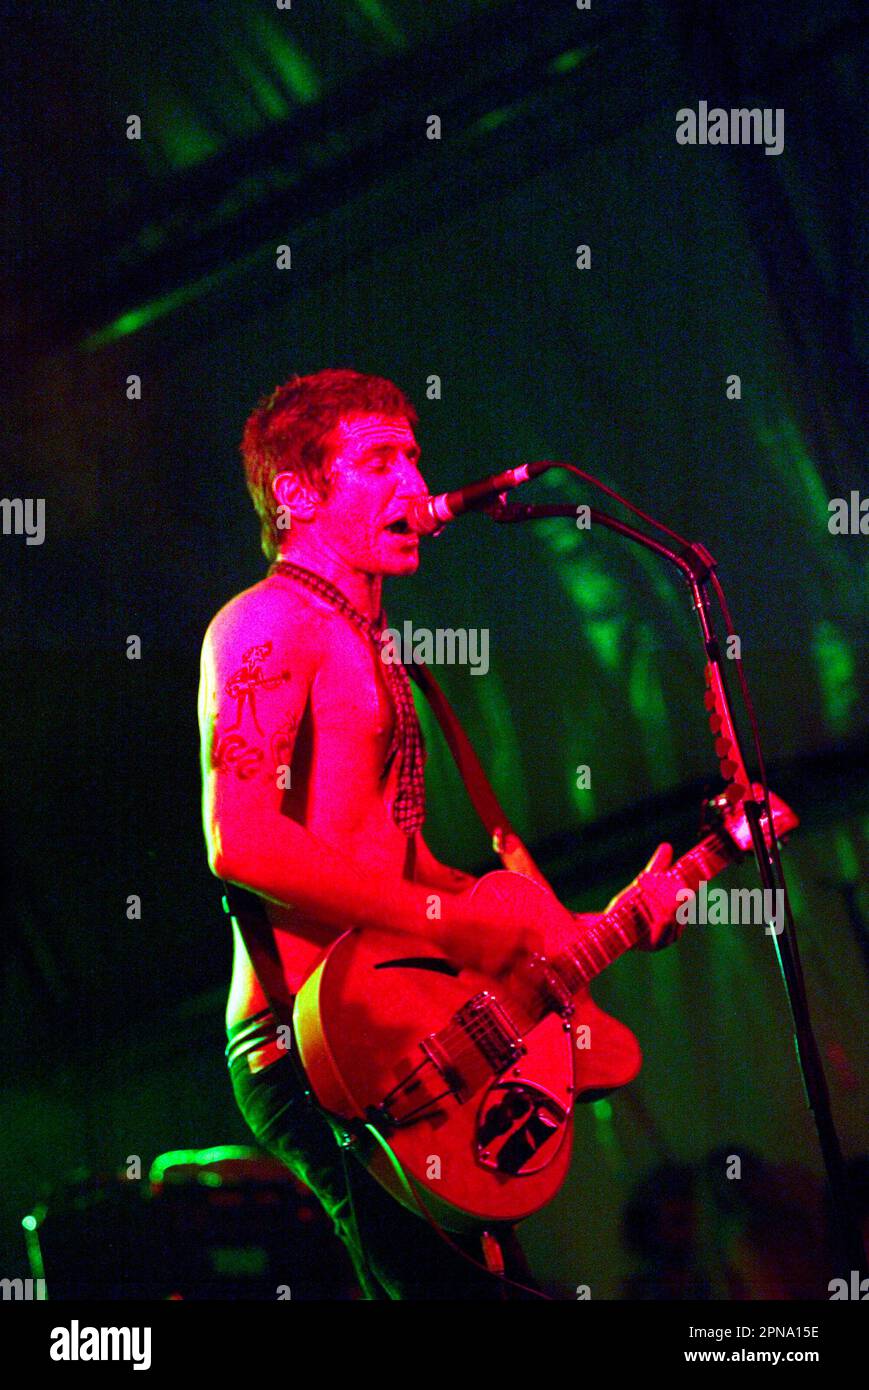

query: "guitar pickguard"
(476, 1080), (570, 1175)
(475, 1010), (575, 1176)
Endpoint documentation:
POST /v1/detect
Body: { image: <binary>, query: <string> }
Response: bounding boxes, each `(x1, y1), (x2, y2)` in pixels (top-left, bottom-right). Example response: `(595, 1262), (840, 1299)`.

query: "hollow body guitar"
(293, 790), (797, 1230)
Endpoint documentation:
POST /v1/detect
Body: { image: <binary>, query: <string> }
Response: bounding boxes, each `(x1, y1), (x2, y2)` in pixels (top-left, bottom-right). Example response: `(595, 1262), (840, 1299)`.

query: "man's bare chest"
(306, 641), (399, 791)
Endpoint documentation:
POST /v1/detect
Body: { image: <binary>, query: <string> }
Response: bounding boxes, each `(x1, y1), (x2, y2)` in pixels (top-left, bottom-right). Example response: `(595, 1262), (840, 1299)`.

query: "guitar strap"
(221, 658), (547, 1034)
(406, 660), (548, 886)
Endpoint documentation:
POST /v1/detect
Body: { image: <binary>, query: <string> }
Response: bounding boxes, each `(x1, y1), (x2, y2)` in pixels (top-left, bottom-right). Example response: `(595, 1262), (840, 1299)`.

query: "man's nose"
(394, 457), (428, 495)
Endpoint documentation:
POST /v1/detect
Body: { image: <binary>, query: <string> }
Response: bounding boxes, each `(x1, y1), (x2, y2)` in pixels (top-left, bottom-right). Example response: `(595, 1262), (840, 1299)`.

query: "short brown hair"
(240, 368), (419, 561)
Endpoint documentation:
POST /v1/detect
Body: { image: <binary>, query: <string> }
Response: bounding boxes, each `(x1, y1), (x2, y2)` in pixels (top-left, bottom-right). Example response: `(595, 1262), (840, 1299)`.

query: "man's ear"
(272, 470), (320, 523)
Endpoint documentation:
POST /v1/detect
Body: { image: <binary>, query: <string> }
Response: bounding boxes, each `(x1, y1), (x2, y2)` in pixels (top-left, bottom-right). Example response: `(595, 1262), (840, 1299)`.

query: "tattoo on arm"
(224, 641), (292, 735)
(211, 642), (299, 781)
(211, 730), (265, 780)
(211, 711), (300, 782)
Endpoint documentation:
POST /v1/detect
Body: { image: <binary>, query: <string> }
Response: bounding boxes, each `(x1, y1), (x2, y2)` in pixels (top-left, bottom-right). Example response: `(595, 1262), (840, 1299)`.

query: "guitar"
(293, 787), (798, 1230)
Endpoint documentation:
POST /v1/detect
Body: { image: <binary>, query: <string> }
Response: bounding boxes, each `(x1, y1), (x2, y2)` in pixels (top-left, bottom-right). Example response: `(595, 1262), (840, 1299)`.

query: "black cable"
(525, 458), (695, 549)
(362, 1123), (553, 1300)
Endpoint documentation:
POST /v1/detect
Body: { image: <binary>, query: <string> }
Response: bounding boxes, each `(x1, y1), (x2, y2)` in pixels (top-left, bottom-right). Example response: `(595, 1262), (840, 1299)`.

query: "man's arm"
(198, 587), (541, 979)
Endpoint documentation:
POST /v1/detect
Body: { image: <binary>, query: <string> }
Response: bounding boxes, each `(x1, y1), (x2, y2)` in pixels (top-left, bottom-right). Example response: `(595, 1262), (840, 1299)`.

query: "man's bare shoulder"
(202, 574), (335, 670)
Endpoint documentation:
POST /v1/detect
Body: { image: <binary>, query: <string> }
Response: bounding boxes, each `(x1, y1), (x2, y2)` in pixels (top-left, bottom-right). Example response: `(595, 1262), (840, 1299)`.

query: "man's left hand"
(604, 843), (686, 951)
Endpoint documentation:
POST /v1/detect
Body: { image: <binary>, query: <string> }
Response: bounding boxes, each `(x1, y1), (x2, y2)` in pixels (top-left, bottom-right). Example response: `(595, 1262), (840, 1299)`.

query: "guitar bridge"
(452, 992), (527, 1074)
(367, 993), (529, 1130)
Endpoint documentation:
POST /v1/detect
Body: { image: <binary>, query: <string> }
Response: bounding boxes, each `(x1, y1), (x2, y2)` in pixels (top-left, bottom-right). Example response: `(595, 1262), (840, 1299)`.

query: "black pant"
(226, 1013), (541, 1300)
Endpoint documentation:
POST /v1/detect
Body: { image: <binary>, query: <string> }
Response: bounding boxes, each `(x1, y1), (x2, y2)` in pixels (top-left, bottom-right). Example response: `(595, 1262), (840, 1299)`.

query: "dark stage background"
(2, 0), (867, 1297)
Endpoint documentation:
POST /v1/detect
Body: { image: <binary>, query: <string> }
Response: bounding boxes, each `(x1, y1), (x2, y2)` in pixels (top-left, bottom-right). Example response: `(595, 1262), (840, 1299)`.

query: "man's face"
(315, 413), (428, 576)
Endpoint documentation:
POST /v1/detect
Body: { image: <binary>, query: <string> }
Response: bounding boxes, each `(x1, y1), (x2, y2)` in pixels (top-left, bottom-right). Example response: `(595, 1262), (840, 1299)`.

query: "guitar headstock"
(707, 782), (799, 855)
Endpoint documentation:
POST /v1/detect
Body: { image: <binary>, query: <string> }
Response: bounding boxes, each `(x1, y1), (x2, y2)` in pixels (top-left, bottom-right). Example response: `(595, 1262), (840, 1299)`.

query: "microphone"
(407, 461), (552, 535)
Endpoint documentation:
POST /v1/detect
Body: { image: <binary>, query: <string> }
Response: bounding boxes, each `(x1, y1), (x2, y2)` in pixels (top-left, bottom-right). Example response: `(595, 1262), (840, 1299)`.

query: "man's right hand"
(439, 876), (569, 982)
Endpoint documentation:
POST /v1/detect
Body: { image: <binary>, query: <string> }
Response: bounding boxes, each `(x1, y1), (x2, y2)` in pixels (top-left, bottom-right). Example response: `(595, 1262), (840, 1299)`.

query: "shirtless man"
(198, 368), (683, 1299)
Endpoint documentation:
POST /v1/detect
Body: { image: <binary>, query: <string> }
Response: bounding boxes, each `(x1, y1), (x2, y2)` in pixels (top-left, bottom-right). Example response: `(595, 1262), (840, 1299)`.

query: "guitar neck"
(555, 829), (738, 991)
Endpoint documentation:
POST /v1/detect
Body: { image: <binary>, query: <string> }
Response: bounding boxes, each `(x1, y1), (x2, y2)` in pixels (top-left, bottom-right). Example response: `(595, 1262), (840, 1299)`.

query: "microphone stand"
(490, 497), (868, 1283)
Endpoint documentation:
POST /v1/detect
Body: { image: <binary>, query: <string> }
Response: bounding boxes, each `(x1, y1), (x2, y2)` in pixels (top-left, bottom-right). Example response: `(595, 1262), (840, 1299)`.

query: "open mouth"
(385, 517), (413, 534)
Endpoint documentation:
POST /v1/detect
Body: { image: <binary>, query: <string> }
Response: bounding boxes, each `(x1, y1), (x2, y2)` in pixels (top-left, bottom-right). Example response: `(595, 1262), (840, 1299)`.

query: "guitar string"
(422, 838), (727, 1065)
(413, 838), (728, 1075)
(430, 887), (659, 1062)
(394, 924), (681, 1085)
(376, 831), (757, 1193)
(444, 843), (720, 1043)
(422, 892), (644, 1069)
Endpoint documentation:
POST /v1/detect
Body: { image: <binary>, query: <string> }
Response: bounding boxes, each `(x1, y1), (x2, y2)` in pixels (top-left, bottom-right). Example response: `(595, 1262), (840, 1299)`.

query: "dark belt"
(225, 1004), (296, 1074)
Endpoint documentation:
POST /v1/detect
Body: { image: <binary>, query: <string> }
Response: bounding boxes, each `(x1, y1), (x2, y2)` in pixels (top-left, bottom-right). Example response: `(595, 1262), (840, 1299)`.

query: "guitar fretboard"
(554, 829), (735, 991)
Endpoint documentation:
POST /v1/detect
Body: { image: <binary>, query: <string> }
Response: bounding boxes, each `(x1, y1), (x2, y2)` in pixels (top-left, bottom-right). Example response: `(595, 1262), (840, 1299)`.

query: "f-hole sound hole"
(373, 957), (460, 977)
